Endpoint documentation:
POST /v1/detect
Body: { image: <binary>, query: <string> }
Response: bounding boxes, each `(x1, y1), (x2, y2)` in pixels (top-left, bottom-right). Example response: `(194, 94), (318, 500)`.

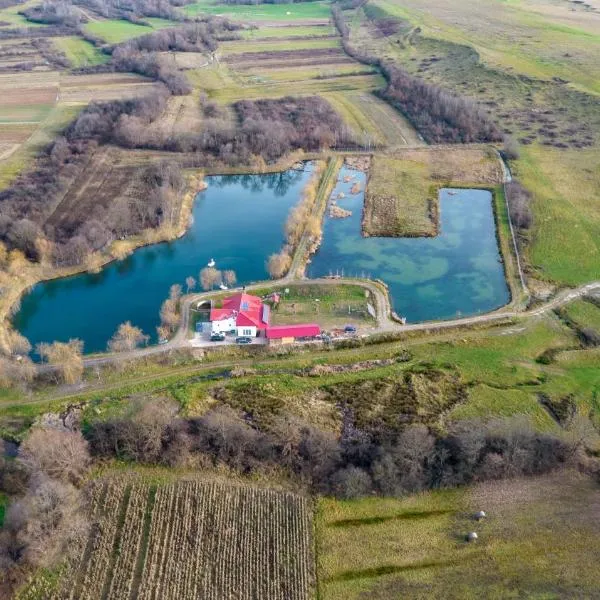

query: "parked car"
(210, 333), (226, 342)
(344, 324), (357, 333)
(235, 336), (252, 345)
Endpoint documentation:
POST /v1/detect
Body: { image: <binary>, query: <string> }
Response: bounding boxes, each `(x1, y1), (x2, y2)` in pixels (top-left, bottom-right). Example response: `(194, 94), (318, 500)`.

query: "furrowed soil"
(17, 475), (315, 600)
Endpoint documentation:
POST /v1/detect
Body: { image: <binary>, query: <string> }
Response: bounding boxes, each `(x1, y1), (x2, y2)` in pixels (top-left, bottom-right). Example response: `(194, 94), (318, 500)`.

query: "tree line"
(86, 401), (590, 500)
(331, 4), (502, 144)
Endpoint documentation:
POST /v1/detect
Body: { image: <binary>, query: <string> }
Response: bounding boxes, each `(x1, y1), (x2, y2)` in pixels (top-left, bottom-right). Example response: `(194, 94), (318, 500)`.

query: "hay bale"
(467, 531), (478, 542)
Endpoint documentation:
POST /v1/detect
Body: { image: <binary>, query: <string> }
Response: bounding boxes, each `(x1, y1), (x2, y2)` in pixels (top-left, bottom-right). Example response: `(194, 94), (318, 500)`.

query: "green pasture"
(84, 17), (176, 44)
(183, 1), (332, 22)
(53, 37), (109, 67)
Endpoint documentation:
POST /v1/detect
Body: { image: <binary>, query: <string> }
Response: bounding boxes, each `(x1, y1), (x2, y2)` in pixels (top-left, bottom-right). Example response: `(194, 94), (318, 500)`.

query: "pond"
(14, 162), (510, 355)
(14, 165), (314, 354)
(307, 165), (510, 322)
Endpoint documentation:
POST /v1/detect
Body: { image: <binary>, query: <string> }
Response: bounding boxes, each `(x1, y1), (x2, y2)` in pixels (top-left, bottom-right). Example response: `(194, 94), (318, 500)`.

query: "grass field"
(257, 283), (375, 329)
(18, 475), (315, 600)
(183, 1), (332, 22)
(52, 36), (109, 68)
(560, 298), (600, 332)
(317, 470), (600, 599)
(84, 18), (176, 43)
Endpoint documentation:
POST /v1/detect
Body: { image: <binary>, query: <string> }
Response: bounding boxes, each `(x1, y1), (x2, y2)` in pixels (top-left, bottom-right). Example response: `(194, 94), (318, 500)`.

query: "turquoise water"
(307, 166), (510, 322)
(14, 166), (313, 354)
(14, 162), (510, 355)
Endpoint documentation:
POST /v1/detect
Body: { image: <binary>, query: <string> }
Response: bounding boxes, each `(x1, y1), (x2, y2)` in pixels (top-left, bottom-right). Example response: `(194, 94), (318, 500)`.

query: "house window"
(243, 329), (252, 336)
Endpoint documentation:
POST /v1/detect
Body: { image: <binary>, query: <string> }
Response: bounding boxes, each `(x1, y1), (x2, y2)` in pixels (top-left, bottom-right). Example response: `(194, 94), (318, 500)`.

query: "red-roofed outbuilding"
(266, 324), (320, 340)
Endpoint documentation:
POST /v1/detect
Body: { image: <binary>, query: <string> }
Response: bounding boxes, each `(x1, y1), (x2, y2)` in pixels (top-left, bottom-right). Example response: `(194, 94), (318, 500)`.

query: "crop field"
(317, 470), (600, 599)
(220, 37), (341, 55)
(0, 39), (48, 71)
(25, 477), (315, 600)
(52, 36), (109, 68)
(363, 147), (504, 237)
(239, 25), (336, 39)
(58, 73), (163, 102)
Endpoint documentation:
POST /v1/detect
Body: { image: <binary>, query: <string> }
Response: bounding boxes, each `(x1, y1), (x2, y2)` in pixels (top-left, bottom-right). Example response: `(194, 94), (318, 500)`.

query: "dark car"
(344, 325), (357, 333)
(235, 336), (252, 345)
(210, 333), (226, 342)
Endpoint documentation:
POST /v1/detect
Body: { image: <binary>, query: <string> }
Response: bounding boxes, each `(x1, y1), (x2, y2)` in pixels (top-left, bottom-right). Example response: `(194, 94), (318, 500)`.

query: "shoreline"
(1, 149), (528, 355)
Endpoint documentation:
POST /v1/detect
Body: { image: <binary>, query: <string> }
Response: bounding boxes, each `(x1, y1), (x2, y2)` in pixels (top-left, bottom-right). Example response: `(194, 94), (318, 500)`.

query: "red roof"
(210, 307), (235, 321)
(210, 293), (270, 329)
(266, 324), (320, 339)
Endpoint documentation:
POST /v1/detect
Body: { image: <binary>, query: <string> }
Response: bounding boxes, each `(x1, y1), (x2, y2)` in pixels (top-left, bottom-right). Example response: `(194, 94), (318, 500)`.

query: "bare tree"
(185, 275), (196, 293)
(107, 321), (149, 353)
(222, 269), (237, 287)
(199, 266), (221, 290)
(267, 252), (291, 279)
(36, 339), (84, 385)
(19, 427), (90, 486)
(169, 283), (182, 303)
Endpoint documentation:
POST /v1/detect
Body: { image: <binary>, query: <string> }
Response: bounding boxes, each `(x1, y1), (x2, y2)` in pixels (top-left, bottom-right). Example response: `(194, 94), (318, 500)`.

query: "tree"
(107, 321), (149, 353)
(36, 339), (84, 384)
(159, 298), (179, 335)
(330, 466), (372, 499)
(19, 427), (90, 486)
(199, 267), (221, 290)
(0, 356), (36, 389)
(169, 283), (182, 303)
(223, 269), (237, 287)
(267, 252), (291, 279)
(5, 330), (31, 356)
(185, 276), (196, 292)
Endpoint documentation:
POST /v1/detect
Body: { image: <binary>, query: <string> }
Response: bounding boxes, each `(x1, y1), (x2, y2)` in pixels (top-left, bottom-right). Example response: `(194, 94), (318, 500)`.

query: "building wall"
(237, 325), (257, 337)
(211, 317), (236, 334)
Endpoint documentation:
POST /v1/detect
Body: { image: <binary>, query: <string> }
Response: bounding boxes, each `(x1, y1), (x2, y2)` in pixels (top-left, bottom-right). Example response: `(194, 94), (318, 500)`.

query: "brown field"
(44, 146), (147, 232)
(0, 123), (37, 143)
(363, 147), (504, 237)
(58, 72), (163, 102)
(28, 477), (315, 600)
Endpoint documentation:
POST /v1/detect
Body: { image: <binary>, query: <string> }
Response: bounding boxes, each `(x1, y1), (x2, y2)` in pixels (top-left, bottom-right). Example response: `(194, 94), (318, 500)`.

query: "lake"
(14, 162), (510, 354)
(307, 165), (510, 322)
(14, 165), (313, 354)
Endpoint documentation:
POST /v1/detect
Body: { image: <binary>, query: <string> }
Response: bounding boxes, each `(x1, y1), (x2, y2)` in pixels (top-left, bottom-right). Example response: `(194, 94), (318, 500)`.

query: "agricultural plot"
(363, 147), (504, 237)
(33, 478), (315, 600)
(239, 25), (336, 39)
(58, 73), (163, 102)
(183, 1), (332, 23)
(52, 36), (109, 68)
(84, 18), (176, 44)
(318, 471), (600, 600)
